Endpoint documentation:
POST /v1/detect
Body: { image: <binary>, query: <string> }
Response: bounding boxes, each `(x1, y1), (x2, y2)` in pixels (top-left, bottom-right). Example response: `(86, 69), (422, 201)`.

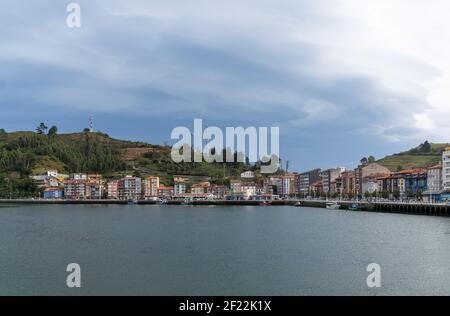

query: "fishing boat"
(160, 199), (168, 205)
(326, 202), (341, 210)
(348, 203), (360, 211)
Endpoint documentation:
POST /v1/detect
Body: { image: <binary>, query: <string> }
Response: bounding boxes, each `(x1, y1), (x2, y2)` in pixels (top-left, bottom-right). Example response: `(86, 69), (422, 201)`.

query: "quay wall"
(0, 199), (448, 217)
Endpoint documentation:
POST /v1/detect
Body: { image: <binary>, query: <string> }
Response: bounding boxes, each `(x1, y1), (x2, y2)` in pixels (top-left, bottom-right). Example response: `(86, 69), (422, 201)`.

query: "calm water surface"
(1, 204), (450, 295)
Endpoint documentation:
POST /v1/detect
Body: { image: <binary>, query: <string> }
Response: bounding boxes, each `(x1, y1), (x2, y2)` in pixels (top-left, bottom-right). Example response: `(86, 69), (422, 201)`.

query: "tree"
(360, 157), (368, 165)
(420, 141), (431, 153)
(48, 126), (58, 137)
(393, 190), (400, 200)
(368, 156), (376, 163)
(0, 129), (7, 141)
(36, 123), (48, 135)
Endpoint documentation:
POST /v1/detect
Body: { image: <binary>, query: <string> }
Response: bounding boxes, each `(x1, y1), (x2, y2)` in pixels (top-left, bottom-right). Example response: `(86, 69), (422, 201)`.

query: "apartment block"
(107, 180), (119, 200)
(320, 167), (346, 194)
(86, 181), (103, 199)
(295, 169), (321, 195)
(143, 176), (160, 199)
(64, 180), (86, 200)
(118, 176), (142, 200)
(427, 164), (443, 193)
(443, 147), (450, 191)
(341, 170), (356, 196)
(174, 177), (188, 196)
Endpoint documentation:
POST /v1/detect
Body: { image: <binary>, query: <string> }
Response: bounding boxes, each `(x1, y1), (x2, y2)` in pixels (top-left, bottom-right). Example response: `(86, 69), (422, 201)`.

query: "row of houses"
(32, 148), (450, 202)
(294, 147), (450, 202)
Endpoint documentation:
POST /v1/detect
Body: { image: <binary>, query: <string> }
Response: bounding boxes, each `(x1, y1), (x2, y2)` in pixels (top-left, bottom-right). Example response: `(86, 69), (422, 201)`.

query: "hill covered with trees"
(0, 125), (256, 198)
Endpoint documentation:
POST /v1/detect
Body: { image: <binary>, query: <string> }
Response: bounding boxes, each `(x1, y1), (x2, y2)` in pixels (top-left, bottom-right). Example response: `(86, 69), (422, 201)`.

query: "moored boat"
(326, 202), (341, 210)
(127, 199), (138, 205)
(348, 203), (360, 211)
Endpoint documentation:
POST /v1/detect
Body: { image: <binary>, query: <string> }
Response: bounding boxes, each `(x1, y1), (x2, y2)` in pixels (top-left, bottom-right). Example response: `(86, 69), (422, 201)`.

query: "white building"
(118, 176), (142, 200)
(241, 171), (255, 179)
(174, 177), (187, 196)
(443, 147), (450, 190)
(241, 183), (256, 200)
(427, 164), (442, 193)
(70, 173), (87, 181)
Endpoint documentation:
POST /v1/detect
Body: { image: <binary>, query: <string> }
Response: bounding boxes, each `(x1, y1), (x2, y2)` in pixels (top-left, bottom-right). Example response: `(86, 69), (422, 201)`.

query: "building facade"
(230, 180), (242, 194)
(157, 186), (174, 198)
(107, 180), (119, 199)
(443, 147), (450, 191)
(44, 187), (63, 199)
(295, 169), (321, 195)
(341, 170), (356, 196)
(427, 164), (443, 193)
(174, 177), (187, 196)
(118, 176), (142, 200)
(64, 180), (86, 200)
(143, 176), (160, 198)
(320, 167), (346, 194)
(355, 163), (391, 195)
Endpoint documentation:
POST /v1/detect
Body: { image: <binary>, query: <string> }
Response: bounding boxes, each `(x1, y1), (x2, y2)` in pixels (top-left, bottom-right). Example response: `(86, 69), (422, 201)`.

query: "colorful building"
(143, 176), (160, 199)
(43, 187), (63, 199)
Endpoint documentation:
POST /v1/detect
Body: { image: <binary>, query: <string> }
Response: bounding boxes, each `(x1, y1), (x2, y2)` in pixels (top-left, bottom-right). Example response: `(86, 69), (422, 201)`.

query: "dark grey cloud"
(0, 0), (444, 169)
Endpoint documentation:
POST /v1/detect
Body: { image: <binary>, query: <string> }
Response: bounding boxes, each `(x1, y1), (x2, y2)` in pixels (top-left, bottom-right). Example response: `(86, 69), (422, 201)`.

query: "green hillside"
(0, 128), (255, 198)
(377, 141), (449, 171)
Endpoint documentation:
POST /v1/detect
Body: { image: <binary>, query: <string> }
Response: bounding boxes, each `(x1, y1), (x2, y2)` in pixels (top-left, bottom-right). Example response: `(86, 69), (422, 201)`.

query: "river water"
(1, 204), (450, 295)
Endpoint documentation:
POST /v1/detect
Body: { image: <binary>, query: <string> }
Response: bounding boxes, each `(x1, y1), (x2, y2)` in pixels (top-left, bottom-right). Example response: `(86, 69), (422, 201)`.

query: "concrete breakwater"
(0, 199), (448, 217)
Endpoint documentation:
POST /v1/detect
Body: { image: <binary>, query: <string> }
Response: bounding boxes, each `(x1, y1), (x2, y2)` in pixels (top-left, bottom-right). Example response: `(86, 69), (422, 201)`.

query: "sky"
(1, 0), (449, 171)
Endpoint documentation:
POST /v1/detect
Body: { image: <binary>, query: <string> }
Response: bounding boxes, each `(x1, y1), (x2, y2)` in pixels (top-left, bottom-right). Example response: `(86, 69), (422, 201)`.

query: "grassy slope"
(377, 143), (449, 171)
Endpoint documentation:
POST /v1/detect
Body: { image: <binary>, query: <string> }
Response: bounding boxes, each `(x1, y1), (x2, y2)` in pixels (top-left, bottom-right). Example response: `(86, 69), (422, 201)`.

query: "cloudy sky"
(1, 0), (449, 170)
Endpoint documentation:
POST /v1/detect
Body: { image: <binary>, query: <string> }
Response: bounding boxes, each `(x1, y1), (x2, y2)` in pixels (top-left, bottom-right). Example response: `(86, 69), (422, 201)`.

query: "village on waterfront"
(26, 145), (450, 205)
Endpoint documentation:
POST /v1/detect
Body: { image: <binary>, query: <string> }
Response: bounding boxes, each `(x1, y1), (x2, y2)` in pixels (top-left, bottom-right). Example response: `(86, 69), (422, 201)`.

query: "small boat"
(348, 204), (360, 211)
(182, 197), (193, 205)
(127, 199), (138, 205)
(160, 199), (168, 205)
(259, 201), (272, 206)
(326, 202), (341, 210)
(294, 201), (302, 207)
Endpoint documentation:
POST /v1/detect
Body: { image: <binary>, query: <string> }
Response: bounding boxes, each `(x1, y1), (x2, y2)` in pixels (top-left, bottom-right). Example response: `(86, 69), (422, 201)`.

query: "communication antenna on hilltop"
(89, 114), (94, 133)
